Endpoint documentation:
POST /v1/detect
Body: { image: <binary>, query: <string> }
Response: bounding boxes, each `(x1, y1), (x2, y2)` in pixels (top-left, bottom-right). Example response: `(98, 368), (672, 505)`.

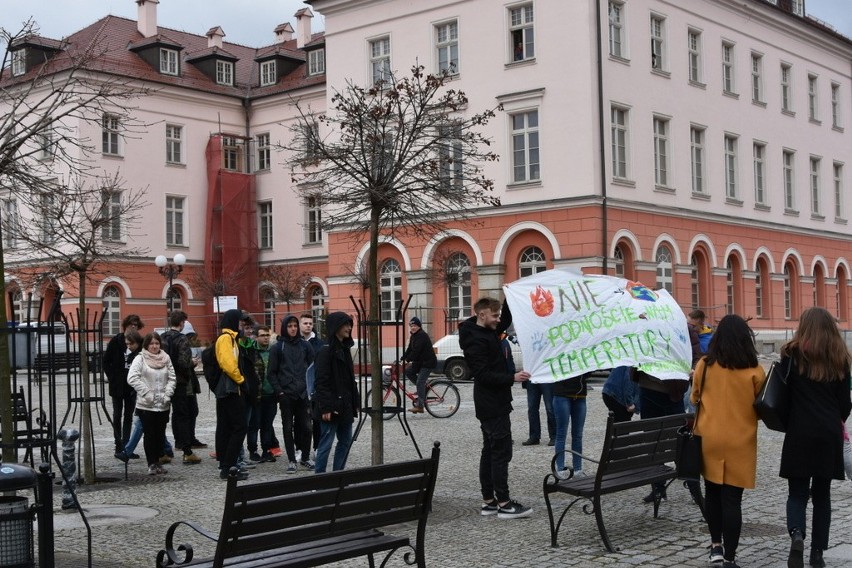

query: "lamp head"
(173, 253), (186, 266)
(154, 255), (167, 268)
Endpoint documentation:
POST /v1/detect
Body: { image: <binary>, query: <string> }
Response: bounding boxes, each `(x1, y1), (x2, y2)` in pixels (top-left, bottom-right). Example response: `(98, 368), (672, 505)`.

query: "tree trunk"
(368, 207), (383, 465)
(0, 232), (14, 463)
(79, 274), (95, 483)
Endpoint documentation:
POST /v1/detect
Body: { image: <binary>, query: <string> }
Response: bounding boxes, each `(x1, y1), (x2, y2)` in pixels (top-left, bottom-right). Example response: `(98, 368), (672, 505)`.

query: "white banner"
(503, 268), (691, 383)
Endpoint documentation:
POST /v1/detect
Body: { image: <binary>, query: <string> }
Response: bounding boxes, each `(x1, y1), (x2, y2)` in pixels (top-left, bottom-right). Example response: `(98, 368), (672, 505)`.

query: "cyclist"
(402, 317), (437, 413)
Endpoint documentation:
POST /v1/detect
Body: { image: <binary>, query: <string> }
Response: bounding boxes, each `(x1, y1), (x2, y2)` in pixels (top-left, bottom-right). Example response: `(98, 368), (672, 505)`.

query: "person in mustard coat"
(690, 314), (766, 568)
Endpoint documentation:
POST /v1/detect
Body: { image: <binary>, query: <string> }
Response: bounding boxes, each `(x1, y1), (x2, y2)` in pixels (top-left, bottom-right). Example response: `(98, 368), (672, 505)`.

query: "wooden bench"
(156, 441), (441, 568)
(542, 413), (691, 552)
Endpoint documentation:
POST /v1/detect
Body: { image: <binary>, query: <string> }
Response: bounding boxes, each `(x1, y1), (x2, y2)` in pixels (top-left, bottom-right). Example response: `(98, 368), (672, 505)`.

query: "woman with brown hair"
(780, 307), (851, 568)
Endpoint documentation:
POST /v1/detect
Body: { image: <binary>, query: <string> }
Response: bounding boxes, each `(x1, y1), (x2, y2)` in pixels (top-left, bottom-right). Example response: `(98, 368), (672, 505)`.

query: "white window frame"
(519, 246), (547, 278)
(687, 29), (702, 84)
(834, 162), (844, 220)
(655, 245), (673, 293)
(650, 14), (666, 71)
(831, 83), (841, 129)
(808, 74), (819, 121)
(369, 36), (391, 84)
(2, 198), (19, 249)
(102, 113), (121, 156)
(652, 116), (670, 187)
(446, 253), (472, 322)
(690, 125), (705, 194)
(102, 286), (121, 337)
(439, 122), (463, 191)
(791, 0), (803, 16)
(260, 60), (277, 86)
(509, 3), (535, 62)
(751, 52), (763, 103)
(305, 195), (322, 244)
(258, 200), (273, 249)
(611, 105), (629, 180)
(781, 63), (792, 112)
(810, 156), (821, 216)
(101, 190), (123, 242)
(435, 20), (459, 75)
(216, 60), (234, 85)
(11, 50), (25, 76)
(510, 109), (540, 183)
(256, 133), (270, 171)
(753, 141), (766, 205)
(160, 48), (178, 75)
(308, 49), (325, 76)
(222, 136), (243, 171)
(608, 1), (626, 59)
(166, 195), (185, 246)
(722, 41), (735, 94)
(783, 150), (796, 211)
(311, 287), (326, 338)
(38, 124), (55, 161)
(380, 259), (402, 322)
(40, 190), (57, 243)
(166, 124), (183, 164)
(724, 134), (738, 200)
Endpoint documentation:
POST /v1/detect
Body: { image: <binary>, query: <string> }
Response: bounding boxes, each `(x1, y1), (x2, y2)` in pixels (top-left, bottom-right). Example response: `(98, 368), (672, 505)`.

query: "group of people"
(104, 308), (361, 480)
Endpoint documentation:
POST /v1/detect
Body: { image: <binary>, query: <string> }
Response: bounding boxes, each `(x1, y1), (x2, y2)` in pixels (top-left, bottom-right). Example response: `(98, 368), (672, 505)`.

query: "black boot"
(788, 528), (804, 568)
(809, 547), (825, 568)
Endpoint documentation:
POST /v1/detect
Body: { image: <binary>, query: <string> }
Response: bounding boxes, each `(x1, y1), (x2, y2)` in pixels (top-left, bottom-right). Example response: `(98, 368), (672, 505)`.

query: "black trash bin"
(0, 463), (37, 568)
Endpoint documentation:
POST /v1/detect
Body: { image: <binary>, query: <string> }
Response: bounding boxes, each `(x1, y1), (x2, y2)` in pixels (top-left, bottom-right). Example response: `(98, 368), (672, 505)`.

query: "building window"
(439, 122), (463, 191)
(791, 0), (803, 16)
(751, 53), (763, 103)
(519, 246), (546, 277)
(722, 42), (735, 94)
(11, 50), (25, 76)
(10, 289), (24, 324)
(650, 15), (665, 70)
(690, 126), (705, 194)
(652, 116), (669, 187)
(613, 246), (625, 278)
(102, 286), (121, 337)
(690, 254), (700, 309)
(256, 133), (270, 171)
(783, 263), (794, 319)
(753, 142), (766, 205)
(310, 287), (326, 337)
(258, 201), (273, 249)
(436, 20), (459, 74)
(160, 48), (178, 75)
(37, 125), (55, 161)
(101, 190), (122, 241)
(40, 193), (57, 243)
(831, 84), (841, 129)
(781, 63), (792, 112)
(167, 287), (182, 312)
(446, 252), (471, 322)
(509, 4), (535, 62)
(380, 259), (402, 322)
(305, 195), (322, 244)
(608, 2), (625, 59)
(755, 258), (766, 318)
(611, 106), (629, 179)
(306, 121), (320, 161)
(166, 124), (182, 164)
(687, 30), (702, 83)
(260, 60), (277, 86)
(655, 245), (673, 293)
(724, 135), (738, 199)
(369, 37), (391, 84)
(102, 113), (120, 155)
(2, 199), (19, 249)
(166, 196), (185, 246)
(726, 256), (742, 315)
(216, 60), (233, 85)
(810, 157), (821, 215)
(783, 150), (796, 210)
(263, 289), (276, 329)
(808, 75), (818, 120)
(834, 163), (844, 219)
(511, 110), (540, 183)
(222, 136), (242, 171)
(308, 49), (325, 76)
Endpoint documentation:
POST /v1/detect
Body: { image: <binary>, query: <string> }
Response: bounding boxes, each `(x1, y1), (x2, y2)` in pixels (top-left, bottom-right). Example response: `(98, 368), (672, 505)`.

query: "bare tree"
(282, 65), (501, 464)
(262, 265), (312, 311)
(191, 263), (251, 305)
(0, 18), (151, 471)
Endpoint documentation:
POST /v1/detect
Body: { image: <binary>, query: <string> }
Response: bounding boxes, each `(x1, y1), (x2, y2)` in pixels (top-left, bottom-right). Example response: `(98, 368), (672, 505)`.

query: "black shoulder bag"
(676, 364), (705, 481)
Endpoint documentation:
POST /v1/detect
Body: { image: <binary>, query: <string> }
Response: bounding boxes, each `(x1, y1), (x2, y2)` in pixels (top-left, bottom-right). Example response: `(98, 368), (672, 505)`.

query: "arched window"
(837, 266), (849, 322)
(9, 289), (24, 324)
(519, 246), (546, 277)
(783, 260), (799, 319)
(446, 252), (471, 321)
(690, 254), (700, 309)
(103, 286), (121, 336)
(655, 245), (673, 293)
(380, 259), (402, 322)
(755, 257), (769, 319)
(311, 286), (326, 337)
(262, 289), (276, 328)
(813, 264), (825, 308)
(725, 256), (742, 315)
(613, 246), (625, 278)
(167, 286), (183, 313)
(613, 241), (635, 280)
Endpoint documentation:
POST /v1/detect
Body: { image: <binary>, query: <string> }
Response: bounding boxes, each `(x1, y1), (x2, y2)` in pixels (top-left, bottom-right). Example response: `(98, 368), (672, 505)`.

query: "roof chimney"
(136, 0), (159, 38)
(274, 23), (294, 44)
(295, 8), (313, 48)
(206, 26), (225, 48)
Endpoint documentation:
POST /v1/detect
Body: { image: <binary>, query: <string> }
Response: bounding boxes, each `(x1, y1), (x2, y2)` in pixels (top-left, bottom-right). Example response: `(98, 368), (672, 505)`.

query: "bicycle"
(366, 362), (461, 419)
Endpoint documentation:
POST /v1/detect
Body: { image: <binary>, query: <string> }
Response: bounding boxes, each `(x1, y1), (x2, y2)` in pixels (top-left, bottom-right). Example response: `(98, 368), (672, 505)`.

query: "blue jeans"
(526, 382), (555, 441)
(405, 366), (434, 408)
(125, 413), (172, 456)
(315, 418), (353, 473)
(553, 395), (587, 473)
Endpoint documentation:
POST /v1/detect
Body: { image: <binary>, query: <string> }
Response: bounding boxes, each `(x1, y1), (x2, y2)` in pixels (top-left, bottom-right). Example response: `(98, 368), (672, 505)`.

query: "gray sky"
(1, 0), (850, 47)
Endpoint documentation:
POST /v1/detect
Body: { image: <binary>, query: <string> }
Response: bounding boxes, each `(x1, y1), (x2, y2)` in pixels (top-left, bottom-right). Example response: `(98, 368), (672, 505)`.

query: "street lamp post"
(154, 253), (186, 313)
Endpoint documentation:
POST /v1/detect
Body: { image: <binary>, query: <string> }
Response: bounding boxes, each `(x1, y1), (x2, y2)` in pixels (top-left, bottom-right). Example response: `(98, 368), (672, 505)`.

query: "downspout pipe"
(595, 0), (609, 274)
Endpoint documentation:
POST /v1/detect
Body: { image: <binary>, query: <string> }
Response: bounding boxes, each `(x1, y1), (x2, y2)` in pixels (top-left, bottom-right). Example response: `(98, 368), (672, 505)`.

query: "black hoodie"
(268, 314), (314, 400)
(313, 311), (358, 421)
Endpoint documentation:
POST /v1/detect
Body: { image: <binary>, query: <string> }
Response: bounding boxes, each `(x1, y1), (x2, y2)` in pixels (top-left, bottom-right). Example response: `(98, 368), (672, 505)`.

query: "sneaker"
(521, 439), (539, 446)
(156, 464), (168, 475)
(220, 469), (249, 481)
(183, 453), (202, 464)
(287, 462), (297, 474)
(299, 459), (315, 470)
(129, 453), (141, 459)
(409, 406), (424, 413)
(809, 548), (825, 568)
(722, 562), (740, 568)
(249, 452), (262, 462)
(238, 460), (257, 470)
(159, 455), (172, 464)
(573, 470), (588, 478)
(114, 451), (129, 463)
(788, 529), (804, 568)
(190, 439), (208, 449)
(270, 447), (283, 458)
(148, 464), (159, 475)
(480, 500), (499, 516)
(547, 439), (555, 446)
(709, 545), (724, 564)
(260, 451), (277, 463)
(497, 500), (532, 519)
(555, 468), (571, 481)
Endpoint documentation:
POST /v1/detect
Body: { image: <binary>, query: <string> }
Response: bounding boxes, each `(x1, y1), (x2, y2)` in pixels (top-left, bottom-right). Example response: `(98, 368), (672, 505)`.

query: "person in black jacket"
(159, 310), (202, 465)
(103, 314), (144, 457)
(313, 311), (358, 473)
(459, 297), (531, 519)
(402, 316), (437, 413)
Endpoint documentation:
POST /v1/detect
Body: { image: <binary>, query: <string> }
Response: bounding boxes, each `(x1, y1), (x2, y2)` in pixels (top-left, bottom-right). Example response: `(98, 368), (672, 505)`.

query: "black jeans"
(170, 393), (198, 453)
(216, 393), (247, 470)
(704, 480), (744, 561)
(479, 414), (513, 503)
(602, 392), (634, 423)
(258, 397), (278, 452)
(245, 401), (260, 454)
(787, 476), (832, 550)
(279, 396), (311, 463)
(111, 391), (136, 451)
(137, 408), (170, 467)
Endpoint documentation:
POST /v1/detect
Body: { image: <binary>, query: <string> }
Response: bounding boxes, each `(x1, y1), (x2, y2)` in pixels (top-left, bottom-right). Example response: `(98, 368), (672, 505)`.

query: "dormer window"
(216, 60), (233, 85)
(160, 48), (178, 75)
(308, 49), (325, 76)
(11, 50), (26, 76)
(260, 60), (277, 86)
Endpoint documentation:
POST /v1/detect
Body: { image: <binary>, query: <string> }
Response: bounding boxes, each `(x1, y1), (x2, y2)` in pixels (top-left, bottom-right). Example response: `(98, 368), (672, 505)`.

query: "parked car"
(433, 331), (524, 381)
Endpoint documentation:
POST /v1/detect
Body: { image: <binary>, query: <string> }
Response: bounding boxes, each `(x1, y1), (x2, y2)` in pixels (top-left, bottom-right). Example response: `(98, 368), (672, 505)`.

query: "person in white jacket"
(127, 332), (177, 474)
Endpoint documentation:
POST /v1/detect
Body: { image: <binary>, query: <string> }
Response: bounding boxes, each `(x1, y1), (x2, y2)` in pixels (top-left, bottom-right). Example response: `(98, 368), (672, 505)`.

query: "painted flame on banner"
(530, 285), (555, 317)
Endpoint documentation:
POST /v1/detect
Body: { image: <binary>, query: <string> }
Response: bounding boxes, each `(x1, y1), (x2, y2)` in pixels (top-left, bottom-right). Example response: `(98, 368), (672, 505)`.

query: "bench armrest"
(549, 449), (599, 478)
(156, 520), (217, 567)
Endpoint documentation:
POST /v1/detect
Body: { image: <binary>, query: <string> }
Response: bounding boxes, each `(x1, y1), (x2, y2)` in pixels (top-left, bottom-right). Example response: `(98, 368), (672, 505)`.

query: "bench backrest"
(215, 442), (441, 564)
(598, 413), (691, 476)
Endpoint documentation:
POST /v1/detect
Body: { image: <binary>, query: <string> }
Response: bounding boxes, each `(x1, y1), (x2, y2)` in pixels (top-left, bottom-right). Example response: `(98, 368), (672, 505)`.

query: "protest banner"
(503, 268), (692, 383)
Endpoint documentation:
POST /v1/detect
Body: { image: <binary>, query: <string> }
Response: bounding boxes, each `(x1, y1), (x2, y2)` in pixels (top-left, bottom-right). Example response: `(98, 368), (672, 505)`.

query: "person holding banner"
(460, 297), (532, 520)
(552, 372), (590, 479)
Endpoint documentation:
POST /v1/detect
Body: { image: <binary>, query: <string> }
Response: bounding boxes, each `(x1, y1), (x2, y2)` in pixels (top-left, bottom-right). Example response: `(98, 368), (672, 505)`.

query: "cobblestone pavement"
(23, 376), (852, 567)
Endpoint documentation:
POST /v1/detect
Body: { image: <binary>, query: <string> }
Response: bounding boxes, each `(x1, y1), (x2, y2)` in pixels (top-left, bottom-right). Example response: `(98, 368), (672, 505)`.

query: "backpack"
(159, 330), (181, 366)
(201, 334), (228, 391)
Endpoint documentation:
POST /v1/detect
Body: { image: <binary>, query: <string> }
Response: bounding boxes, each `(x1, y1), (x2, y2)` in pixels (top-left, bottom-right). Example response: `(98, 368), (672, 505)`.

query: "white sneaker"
(497, 500), (532, 519)
(573, 470), (589, 478)
(555, 468), (571, 480)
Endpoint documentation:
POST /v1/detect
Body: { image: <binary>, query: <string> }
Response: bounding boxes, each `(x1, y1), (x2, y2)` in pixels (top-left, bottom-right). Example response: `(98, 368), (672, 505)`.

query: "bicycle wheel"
(424, 380), (460, 418)
(366, 387), (400, 421)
